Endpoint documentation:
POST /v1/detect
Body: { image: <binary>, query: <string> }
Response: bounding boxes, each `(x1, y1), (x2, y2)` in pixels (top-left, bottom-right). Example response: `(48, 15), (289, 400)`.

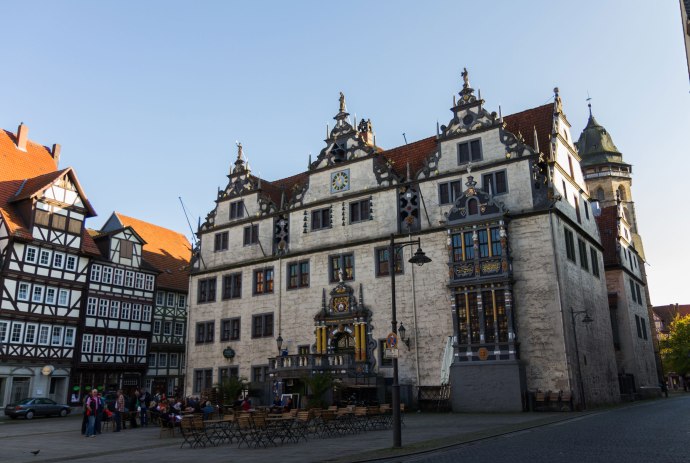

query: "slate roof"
(114, 213), (191, 292)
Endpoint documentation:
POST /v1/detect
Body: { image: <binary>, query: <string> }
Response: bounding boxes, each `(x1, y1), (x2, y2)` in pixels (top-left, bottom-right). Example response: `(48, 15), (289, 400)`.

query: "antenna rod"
(178, 196), (198, 245)
(402, 133), (408, 145)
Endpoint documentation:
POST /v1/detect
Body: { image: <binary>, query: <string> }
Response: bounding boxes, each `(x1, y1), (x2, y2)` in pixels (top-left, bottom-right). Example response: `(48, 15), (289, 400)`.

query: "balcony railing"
(269, 352), (359, 374)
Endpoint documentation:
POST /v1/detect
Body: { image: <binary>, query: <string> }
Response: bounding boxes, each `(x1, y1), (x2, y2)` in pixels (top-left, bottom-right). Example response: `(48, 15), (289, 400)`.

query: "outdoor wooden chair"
(548, 391), (560, 411)
(293, 410), (312, 442)
(236, 415), (256, 449)
(180, 416), (211, 448)
(534, 390), (547, 411)
(249, 414), (273, 448)
(559, 390), (574, 411)
(159, 416), (176, 438)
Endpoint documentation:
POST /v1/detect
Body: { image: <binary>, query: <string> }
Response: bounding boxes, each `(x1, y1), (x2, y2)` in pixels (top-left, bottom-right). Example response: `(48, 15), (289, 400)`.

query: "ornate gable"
(446, 174), (508, 224)
(440, 68), (502, 139)
(310, 93), (377, 170)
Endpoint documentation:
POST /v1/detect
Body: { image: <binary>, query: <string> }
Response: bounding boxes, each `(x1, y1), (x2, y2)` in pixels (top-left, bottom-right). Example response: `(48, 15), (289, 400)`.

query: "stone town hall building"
(186, 70), (656, 411)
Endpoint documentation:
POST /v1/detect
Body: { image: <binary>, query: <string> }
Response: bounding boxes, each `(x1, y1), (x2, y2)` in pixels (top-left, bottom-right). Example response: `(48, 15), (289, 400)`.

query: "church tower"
(578, 106), (640, 238)
(578, 106), (662, 388)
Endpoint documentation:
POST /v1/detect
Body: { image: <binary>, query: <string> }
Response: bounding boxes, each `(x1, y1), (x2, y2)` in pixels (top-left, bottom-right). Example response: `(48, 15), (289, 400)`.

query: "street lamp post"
(570, 308), (593, 410)
(388, 233), (431, 448)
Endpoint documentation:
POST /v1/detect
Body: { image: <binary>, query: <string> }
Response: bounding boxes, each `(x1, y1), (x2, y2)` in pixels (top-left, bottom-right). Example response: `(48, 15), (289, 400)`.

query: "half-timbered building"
(0, 124), (96, 406)
(186, 70), (632, 411)
(71, 222), (157, 393)
(107, 213), (191, 397)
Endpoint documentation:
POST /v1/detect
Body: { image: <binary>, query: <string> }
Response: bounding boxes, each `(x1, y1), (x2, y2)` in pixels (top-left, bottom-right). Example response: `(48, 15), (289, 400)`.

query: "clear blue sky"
(2, 0), (688, 305)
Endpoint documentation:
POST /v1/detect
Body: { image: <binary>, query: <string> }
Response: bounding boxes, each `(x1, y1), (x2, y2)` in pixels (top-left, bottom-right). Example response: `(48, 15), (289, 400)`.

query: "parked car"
(4, 398), (71, 419)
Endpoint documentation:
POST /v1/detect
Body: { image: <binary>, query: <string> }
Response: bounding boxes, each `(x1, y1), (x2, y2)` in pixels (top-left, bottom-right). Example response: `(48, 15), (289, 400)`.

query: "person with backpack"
(85, 389), (99, 437)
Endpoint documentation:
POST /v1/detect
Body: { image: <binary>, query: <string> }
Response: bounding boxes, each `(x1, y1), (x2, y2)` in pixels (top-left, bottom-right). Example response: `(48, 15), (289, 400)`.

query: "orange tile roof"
(0, 128), (58, 182)
(0, 126), (97, 255)
(114, 212), (191, 292)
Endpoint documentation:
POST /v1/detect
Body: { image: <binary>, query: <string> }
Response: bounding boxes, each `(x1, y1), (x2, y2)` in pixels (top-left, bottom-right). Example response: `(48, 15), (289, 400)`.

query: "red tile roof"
(378, 136), (438, 179)
(114, 213), (191, 292)
(595, 206), (619, 266)
(256, 103), (555, 203)
(0, 128), (58, 182)
(503, 103), (554, 156)
(652, 304), (690, 334)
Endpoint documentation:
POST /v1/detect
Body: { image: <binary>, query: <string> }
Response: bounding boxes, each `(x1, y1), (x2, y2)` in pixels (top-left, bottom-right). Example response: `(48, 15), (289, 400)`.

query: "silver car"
(4, 398), (71, 419)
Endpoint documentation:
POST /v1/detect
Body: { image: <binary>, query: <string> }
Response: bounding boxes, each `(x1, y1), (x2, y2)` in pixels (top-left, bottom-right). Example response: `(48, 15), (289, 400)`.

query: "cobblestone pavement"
(1, 397), (681, 463)
(375, 395), (690, 463)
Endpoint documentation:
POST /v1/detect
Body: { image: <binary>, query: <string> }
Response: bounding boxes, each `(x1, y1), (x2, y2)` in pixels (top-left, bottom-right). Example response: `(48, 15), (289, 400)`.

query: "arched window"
(617, 185), (627, 201)
(596, 188), (605, 202)
(467, 198), (478, 215)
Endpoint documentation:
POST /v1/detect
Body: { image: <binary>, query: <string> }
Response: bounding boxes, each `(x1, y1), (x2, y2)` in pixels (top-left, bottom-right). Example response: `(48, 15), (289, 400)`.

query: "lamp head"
(408, 247), (431, 266)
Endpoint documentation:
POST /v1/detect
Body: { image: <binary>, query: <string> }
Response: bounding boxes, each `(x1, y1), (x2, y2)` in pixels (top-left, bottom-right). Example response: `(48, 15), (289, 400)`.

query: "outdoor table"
(204, 417), (237, 445)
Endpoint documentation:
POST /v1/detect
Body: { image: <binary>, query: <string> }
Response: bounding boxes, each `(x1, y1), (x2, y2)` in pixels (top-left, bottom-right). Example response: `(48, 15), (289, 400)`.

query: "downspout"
(278, 256), (283, 339)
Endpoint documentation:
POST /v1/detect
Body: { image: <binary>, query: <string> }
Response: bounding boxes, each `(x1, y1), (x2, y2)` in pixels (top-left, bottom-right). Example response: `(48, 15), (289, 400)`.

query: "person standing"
(85, 389), (99, 437)
(81, 391), (90, 435)
(139, 389), (150, 427)
(114, 390), (125, 432)
(129, 390), (140, 429)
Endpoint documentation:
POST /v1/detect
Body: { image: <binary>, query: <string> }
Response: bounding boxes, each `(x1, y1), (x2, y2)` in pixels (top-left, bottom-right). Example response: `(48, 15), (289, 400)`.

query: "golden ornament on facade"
(478, 347), (489, 361)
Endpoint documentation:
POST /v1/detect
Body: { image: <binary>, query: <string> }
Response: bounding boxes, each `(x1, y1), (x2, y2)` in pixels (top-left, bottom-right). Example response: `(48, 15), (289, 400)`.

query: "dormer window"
(120, 240), (133, 259)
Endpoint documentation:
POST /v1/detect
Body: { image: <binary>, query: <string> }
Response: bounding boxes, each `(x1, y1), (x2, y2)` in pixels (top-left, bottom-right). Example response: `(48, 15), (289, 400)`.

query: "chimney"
(51, 144), (61, 167)
(16, 123), (28, 151)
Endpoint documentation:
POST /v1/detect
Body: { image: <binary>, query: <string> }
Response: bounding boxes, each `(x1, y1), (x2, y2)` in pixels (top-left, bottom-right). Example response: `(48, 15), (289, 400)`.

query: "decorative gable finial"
(461, 67), (470, 89)
(231, 141), (247, 176)
(339, 92), (346, 113)
(554, 87), (563, 114)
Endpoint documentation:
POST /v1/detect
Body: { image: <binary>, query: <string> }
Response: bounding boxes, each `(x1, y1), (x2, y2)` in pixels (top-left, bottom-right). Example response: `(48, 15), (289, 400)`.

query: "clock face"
(330, 169), (350, 193)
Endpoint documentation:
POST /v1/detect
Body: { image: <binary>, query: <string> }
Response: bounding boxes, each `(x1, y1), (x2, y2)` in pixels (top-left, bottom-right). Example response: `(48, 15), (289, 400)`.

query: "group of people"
(81, 387), (153, 437)
(80, 387), (262, 435)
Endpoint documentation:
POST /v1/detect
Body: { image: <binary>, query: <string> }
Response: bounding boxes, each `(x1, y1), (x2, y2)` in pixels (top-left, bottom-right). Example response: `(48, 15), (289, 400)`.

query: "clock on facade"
(330, 169), (350, 193)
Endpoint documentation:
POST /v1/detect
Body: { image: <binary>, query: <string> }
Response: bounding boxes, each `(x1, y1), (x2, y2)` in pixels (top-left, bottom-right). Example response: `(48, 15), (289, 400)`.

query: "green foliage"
(216, 377), (247, 404)
(660, 315), (690, 376)
(302, 372), (333, 409)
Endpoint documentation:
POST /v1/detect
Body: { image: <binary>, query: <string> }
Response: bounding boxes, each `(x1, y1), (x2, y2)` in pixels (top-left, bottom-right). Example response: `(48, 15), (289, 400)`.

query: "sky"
(1, 0), (688, 306)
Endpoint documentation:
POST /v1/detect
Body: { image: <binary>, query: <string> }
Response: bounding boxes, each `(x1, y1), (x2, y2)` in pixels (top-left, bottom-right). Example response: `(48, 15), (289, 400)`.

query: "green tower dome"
(576, 110), (623, 168)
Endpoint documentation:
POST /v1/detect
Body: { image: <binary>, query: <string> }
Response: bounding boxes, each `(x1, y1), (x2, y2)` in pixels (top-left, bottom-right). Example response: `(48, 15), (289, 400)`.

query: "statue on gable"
(339, 92), (346, 113)
(461, 67), (470, 89)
